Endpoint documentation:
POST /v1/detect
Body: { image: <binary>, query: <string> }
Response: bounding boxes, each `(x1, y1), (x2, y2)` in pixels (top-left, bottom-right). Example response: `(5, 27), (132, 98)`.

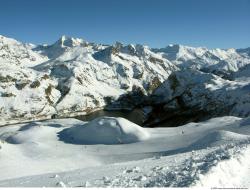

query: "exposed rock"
(143, 69), (250, 126)
(30, 80), (41, 88)
(1, 92), (16, 97)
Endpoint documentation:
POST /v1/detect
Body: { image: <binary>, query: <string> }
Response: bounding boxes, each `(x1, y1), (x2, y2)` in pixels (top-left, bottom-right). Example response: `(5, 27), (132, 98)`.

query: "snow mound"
(191, 130), (250, 149)
(59, 117), (150, 145)
(5, 125), (54, 144)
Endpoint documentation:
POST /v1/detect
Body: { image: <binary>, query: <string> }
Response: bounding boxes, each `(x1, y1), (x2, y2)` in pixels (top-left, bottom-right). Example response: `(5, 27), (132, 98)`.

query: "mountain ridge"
(1, 34), (250, 126)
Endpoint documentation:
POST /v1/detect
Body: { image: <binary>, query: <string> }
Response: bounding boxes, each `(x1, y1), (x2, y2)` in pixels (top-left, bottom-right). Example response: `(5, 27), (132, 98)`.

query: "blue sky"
(0, 0), (249, 48)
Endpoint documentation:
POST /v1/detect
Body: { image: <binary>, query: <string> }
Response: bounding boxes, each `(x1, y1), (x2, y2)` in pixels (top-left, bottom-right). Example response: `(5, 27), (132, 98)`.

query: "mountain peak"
(167, 44), (180, 48)
(55, 35), (86, 47)
(0, 34), (21, 45)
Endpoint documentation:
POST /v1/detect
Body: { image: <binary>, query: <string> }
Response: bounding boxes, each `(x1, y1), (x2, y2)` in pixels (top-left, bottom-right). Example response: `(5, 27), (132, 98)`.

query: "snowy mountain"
(0, 35), (48, 67)
(1, 34), (250, 188)
(145, 69), (250, 126)
(153, 44), (250, 72)
(0, 34), (250, 125)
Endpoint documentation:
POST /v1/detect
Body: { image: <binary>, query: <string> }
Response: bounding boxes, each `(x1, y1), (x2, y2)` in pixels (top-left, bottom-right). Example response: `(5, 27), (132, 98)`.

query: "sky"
(0, 0), (249, 49)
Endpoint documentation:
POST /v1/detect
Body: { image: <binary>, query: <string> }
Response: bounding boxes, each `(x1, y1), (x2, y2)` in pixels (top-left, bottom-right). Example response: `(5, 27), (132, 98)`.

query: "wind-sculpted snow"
(0, 34), (250, 125)
(145, 144), (249, 187)
(58, 117), (150, 144)
(0, 116), (250, 187)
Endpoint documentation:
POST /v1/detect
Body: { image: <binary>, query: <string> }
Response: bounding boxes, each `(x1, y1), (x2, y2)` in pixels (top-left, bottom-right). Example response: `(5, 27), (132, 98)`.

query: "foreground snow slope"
(0, 116), (250, 187)
(1, 34), (250, 125)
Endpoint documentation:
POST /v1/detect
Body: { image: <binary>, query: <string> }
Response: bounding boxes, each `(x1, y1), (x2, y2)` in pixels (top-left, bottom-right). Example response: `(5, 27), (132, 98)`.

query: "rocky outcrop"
(143, 70), (250, 126)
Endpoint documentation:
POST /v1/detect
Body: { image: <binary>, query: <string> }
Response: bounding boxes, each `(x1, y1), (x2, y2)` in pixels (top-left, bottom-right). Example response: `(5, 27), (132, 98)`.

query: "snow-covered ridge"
(0, 35), (48, 67)
(0, 34), (250, 125)
(143, 69), (250, 126)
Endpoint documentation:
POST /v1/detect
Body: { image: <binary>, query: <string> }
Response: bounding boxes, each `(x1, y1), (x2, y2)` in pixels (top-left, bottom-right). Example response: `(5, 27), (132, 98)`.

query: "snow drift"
(5, 125), (54, 144)
(190, 130), (250, 149)
(58, 117), (150, 144)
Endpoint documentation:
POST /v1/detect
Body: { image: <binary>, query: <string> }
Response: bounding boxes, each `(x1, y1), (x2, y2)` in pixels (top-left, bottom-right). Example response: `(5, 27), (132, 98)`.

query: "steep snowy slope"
(232, 64), (250, 79)
(0, 35), (48, 67)
(144, 69), (250, 126)
(0, 64), (61, 124)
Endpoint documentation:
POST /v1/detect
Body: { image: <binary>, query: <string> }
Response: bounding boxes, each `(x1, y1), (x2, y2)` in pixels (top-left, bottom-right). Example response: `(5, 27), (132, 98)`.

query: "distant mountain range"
(1, 34), (250, 125)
